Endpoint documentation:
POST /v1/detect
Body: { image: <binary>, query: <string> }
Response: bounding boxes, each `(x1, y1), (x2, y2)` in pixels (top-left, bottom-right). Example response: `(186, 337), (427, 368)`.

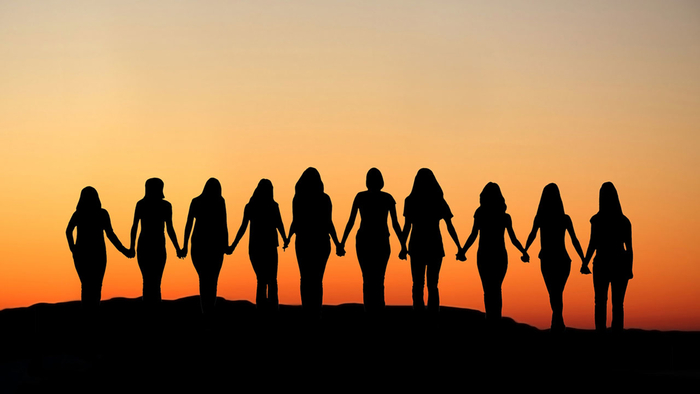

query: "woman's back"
(137, 199), (170, 241)
(75, 209), (108, 251)
(537, 215), (569, 258)
(356, 190), (395, 239)
(293, 193), (331, 239)
(591, 213), (630, 262)
(247, 201), (282, 249)
(476, 208), (508, 253)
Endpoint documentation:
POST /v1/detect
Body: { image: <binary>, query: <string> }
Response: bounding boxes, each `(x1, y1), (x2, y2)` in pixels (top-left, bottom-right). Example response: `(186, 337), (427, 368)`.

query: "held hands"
(282, 237), (290, 251)
(520, 251), (530, 263)
(177, 246), (188, 259)
(580, 264), (591, 275)
(456, 250), (467, 262)
(398, 246), (408, 261)
(225, 242), (237, 255)
(336, 242), (346, 257)
(123, 247), (135, 259)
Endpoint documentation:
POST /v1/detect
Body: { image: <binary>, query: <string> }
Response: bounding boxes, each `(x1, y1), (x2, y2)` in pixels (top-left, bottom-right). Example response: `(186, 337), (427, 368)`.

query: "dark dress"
(135, 198), (172, 303)
(353, 190), (396, 312)
(292, 193), (333, 316)
(403, 196), (453, 312)
(590, 213), (632, 331)
(474, 207), (510, 321)
(70, 209), (112, 309)
(246, 201), (284, 309)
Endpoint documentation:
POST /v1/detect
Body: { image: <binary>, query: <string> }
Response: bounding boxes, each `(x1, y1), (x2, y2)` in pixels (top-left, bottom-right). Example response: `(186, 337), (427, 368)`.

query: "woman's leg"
(409, 256), (427, 311)
(297, 238), (330, 317)
(357, 238), (390, 314)
(593, 267), (610, 332)
(138, 246), (167, 305)
(541, 260), (570, 331)
(426, 257), (444, 313)
(194, 253), (223, 316)
(478, 255), (507, 322)
(611, 277), (629, 332)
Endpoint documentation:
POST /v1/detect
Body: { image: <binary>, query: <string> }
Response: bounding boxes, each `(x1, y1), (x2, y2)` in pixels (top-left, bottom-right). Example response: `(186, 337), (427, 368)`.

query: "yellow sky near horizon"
(1, 1), (699, 330)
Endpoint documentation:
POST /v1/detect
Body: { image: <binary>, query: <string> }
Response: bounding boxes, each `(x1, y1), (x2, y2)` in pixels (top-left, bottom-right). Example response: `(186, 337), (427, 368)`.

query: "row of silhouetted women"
(66, 168), (633, 332)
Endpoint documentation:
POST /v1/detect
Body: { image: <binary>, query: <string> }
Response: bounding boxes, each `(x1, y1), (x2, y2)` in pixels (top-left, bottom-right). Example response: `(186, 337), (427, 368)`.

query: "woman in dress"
(523, 183), (584, 332)
(181, 178), (229, 317)
(129, 178), (182, 306)
(286, 168), (341, 318)
(227, 179), (287, 312)
(458, 182), (528, 324)
(339, 168), (402, 315)
(399, 168), (461, 314)
(66, 186), (132, 312)
(581, 182), (633, 333)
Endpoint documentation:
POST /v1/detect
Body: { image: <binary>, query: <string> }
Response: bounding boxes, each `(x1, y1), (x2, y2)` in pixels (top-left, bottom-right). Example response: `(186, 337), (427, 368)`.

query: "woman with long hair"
(66, 186), (132, 312)
(340, 168), (402, 315)
(227, 179), (287, 312)
(523, 183), (584, 332)
(399, 168), (461, 314)
(458, 182), (528, 324)
(128, 178), (182, 306)
(286, 167), (341, 318)
(181, 178), (229, 317)
(581, 182), (633, 333)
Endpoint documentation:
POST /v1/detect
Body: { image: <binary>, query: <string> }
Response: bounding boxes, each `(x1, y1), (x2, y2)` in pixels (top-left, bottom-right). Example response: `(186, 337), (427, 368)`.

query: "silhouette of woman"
(399, 168), (461, 314)
(581, 182), (633, 333)
(286, 168), (341, 318)
(128, 178), (182, 306)
(340, 168), (402, 315)
(523, 183), (584, 332)
(181, 178), (229, 317)
(458, 182), (528, 324)
(227, 179), (287, 312)
(66, 187), (132, 311)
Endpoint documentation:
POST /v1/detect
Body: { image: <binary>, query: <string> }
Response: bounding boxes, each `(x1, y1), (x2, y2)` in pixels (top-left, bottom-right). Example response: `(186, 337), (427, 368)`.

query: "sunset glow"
(1, 1), (699, 330)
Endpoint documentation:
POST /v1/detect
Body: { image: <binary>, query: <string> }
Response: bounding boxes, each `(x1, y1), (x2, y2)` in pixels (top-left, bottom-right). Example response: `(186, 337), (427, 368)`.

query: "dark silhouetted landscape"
(1, 297), (698, 392)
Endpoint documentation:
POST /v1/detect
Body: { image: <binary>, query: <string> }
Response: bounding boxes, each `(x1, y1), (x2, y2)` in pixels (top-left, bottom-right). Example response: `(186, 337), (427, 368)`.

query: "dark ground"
(1, 297), (698, 392)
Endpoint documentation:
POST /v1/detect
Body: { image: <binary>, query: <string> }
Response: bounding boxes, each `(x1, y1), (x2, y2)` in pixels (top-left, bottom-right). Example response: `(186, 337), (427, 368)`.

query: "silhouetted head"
(295, 167), (324, 195)
(598, 182), (623, 216)
(145, 178), (165, 199)
(408, 168), (443, 201)
(479, 182), (507, 213)
(366, 168), (384, 192)
(536, 183), (565, 220)
(76, 186), (101, 212)
(250, 178), (275, 204)
(200, 178), (223, 199)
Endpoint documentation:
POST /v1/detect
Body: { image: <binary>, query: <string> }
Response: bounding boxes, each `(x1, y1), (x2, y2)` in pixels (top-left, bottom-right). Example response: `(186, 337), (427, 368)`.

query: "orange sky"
(1, 1), (699, 330)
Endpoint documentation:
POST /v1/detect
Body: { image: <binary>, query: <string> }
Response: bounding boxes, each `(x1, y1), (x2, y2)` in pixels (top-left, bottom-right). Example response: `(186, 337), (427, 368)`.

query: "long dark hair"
(407, 168), (443, 205)
(144, 178), (165, 200)
(76, 186), (101, 212)
(479, 182), (507, 214)
(199, 178), (223, 201)
(249, 178), (275, 206)
(295, 167), (324, 196)
(535, 183), (565, 224)
(598, 182), (623, 217)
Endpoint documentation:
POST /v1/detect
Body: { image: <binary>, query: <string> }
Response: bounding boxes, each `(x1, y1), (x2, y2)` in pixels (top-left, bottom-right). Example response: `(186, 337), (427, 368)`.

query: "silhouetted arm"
(165, 202), (181, 255)
(275, 206), (288, 251)
(340, 195), (360, 247)
(222, 200), (229, 254)
(181, 201), (195, 258)
(581, 222), (596, 275)
(103, 210), (130, 257)
(129, 202), (141, 255)
(398, 218), (411, 260)
(505, 214), (528, 262)
(444, 218), (461, 257)
(459, 217), (479, 260)
(229, 207), (249, 255)
(66, 212), (78, 254)
(389, 203), (402, 243)
(327, 199), (342, 256)
(565, 216), (584, 262)
(524, 217), (539, 254)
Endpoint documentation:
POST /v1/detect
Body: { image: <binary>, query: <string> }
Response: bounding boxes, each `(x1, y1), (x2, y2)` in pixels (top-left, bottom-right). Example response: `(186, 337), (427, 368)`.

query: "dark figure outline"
(339, 168), (402, 315)
(523, 183), (584, 332)
(286, 167), (341, 318)
(227, 179), (288, 312)
(66, 186), (132, 312)
(128, 178), (182, 306)
(458, 182), (528, 324)
(581, 182), (633, 333)
(181, 178), (229, 317)
(398, 168), (461, 314)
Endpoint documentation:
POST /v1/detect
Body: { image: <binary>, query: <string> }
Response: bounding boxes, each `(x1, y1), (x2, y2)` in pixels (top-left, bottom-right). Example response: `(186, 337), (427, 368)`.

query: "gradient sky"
(1, 0), (699, 330)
